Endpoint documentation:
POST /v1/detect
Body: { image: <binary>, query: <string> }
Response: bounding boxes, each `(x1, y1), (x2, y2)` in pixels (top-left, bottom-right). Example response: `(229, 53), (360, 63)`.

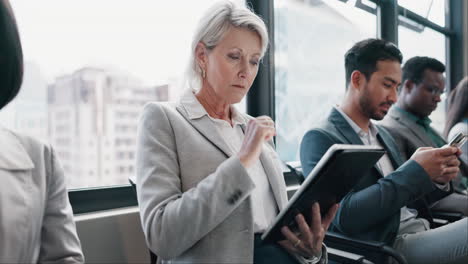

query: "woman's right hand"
(238, 116), (276, 168)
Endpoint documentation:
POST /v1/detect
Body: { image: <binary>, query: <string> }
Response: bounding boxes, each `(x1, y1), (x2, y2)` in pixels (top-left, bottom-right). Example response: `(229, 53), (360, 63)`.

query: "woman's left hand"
(278, 203), (339, 258)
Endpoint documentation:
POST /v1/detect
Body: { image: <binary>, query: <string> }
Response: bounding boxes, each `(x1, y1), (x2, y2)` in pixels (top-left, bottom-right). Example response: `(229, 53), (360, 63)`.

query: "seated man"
(300, 38), (468, 264)
(379, 56), (468, 215)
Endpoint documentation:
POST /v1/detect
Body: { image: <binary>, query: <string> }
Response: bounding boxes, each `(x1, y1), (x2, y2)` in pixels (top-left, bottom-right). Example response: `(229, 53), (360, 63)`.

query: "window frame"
(69, 186), (137, 214)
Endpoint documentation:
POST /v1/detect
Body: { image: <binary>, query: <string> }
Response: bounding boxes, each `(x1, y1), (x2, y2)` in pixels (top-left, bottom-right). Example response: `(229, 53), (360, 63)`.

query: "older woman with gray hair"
(136, 1), (338, 263)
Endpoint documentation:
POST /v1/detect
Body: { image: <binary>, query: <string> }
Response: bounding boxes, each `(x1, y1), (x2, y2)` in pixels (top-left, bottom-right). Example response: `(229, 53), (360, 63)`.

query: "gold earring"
(201, 68), (206, 79)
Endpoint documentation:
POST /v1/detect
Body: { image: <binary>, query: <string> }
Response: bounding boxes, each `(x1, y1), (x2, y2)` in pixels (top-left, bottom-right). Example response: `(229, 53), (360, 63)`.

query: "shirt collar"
(229, 106), (245, 126)
(180, 89), (208, 120)
(180, 89), (246, 125)
(334, 106), (379, 138)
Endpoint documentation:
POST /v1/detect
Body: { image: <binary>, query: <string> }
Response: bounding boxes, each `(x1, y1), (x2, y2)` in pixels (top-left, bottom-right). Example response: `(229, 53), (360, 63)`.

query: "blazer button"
(227, 189), (244, 205)
(227, 196), (236, 205)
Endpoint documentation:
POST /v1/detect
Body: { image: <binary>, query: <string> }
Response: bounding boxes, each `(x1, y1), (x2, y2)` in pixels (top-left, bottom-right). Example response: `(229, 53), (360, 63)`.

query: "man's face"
(405, 69), (445, 118)
(359, 60), (402, 120)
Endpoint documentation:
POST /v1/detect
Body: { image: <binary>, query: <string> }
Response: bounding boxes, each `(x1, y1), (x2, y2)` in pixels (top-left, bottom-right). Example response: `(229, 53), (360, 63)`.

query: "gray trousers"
(430, 192), (468, 216)
(393, 218), (468, 264)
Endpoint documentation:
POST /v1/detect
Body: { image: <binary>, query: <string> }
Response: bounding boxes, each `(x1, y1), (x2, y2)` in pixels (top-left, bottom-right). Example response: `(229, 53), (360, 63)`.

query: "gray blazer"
(136, 90), (324, 263)
(380, 106), (467, 192)
(0, 127), (84, 263)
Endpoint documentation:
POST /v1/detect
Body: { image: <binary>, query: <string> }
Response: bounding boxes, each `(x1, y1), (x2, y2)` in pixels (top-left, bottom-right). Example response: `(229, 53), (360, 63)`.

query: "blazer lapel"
(239, 123), (287, 210)
(176, 105), (234, 158)
(388, 107), (434, 147)
(329, 109), (385, 177)
(0, 128), (34, 171)
(377, 126), (402, 168)
(259, 144), (288, 210)
(329, 108), (364, 145)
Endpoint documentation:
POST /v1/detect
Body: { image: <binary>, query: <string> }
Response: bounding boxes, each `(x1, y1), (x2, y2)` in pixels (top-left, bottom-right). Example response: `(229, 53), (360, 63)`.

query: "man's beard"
(359, 85), (392, 121)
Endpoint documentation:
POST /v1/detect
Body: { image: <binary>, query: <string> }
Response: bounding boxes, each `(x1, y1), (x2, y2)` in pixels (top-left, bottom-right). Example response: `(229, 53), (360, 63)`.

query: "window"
(398, 24), (447, 133)
(2, 0), (229, 189)
(274, 0), (377, 162)
(398, 0), (446, 26)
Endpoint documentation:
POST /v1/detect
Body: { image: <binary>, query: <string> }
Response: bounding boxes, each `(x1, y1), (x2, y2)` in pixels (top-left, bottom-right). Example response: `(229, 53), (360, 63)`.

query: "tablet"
(261, 144), (385, 243)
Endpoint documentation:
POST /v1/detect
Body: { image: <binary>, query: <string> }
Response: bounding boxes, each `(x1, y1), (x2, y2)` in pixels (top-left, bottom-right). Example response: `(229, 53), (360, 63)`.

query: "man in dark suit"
(300, 39), (468, 263)
(379, 56), (468, 215)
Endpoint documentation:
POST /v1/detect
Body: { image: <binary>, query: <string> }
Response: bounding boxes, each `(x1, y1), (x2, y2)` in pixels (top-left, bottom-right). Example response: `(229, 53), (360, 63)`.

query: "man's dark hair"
(402, 56), (445, 86)
(0, 0), (24, 110)
(345, 38), (403, 90)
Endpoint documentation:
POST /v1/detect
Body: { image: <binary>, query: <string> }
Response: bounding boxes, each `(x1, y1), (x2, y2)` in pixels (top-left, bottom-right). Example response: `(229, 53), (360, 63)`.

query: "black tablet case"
(261, 144), (385, 243)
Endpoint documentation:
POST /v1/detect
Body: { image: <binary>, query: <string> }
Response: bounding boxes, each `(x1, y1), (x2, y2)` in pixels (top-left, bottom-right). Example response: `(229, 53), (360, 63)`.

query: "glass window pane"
(2, 0), (227, 189)
(398, 0), (446, 27)
(398, 24), (447, 133)
(274, 0), (376, 162)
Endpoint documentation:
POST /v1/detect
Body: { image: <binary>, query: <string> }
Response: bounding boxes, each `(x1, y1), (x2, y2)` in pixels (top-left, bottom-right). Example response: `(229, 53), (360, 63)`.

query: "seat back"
(75, 207), (149, 263)
(325, 231), (407, 264)
(129, 179), (158, 264)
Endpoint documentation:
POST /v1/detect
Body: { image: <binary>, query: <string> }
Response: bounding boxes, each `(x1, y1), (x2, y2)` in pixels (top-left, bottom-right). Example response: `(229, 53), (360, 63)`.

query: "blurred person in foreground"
(0, 0), (84, 263)
(135, 1), (337, 263)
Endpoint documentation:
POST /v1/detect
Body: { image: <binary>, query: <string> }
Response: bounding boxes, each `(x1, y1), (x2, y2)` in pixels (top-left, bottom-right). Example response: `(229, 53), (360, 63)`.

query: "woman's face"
(198, 26), (262, 104)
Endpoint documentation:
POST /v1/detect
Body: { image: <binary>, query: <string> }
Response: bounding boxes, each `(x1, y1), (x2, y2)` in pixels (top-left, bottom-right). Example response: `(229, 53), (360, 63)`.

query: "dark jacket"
(300, 108), (451, 246)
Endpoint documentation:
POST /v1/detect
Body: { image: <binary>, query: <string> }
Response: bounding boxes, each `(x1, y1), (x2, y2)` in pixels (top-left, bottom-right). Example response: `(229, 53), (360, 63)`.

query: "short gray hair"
(186, 0), (269, 90)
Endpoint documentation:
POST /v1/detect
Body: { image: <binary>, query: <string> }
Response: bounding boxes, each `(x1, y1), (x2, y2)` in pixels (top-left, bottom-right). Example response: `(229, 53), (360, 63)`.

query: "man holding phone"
(380, 56), (468, 216)
(300, 39), (468, 263)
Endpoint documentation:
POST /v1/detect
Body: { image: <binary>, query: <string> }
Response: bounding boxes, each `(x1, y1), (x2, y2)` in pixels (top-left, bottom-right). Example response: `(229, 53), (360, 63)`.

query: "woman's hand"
(238, 116), (275, 168)
(278, 203), (339, 259)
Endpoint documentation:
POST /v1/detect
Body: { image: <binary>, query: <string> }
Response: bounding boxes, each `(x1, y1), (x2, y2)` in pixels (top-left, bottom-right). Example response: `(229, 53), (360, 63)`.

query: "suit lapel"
(259, 145), (288, 210)
(377, 126), (402, 168)
(176, 105), (233, 158)
(388, 107), (434, 147)
(0, 128), (34, 170)
(329, 109), (385, 177)
(175, 90), (235, 158)
(239, 124), (287, 210)
(329, 109), (365, 145)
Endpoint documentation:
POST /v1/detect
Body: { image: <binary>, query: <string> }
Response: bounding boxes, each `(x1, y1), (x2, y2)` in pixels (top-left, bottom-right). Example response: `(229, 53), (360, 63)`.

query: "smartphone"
(448, 132), (468, 148)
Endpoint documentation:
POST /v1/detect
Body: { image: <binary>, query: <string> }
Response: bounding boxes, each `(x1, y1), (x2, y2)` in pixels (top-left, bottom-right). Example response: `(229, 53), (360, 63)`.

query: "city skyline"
(0, 62), (171, 189)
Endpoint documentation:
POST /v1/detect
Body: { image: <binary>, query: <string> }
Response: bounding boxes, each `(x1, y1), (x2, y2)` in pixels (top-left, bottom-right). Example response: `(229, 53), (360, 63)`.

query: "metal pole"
(377, 0), (399, 45)
(246, 0), (275, 120)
